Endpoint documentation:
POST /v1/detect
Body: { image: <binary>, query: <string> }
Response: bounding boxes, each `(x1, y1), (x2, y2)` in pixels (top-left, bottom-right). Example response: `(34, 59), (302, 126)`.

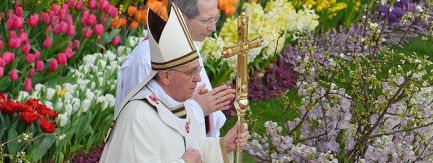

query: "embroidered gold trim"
(151, 50), (198, 70)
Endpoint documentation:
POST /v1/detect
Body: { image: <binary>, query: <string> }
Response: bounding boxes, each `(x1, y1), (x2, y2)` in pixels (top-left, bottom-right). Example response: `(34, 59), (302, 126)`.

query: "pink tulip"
(83, 28), (92, 38)
(57, 53), (67, 65)
(75, 0), (83, 11)
(25, 53), (35, 64)
(43, 37), (52, 49)
(67, 15), (73, 24)
(21, 43), (31, 55)
(88, 0), (97, 10)
(81, 11), (89, 26)
(24, 78), (32, 92)
(34, 51), (40, 60)
(28, 13), (39, 27)
(101, 17), (109, 24)
(112, 35), (120, 46)
(87, 14), (96, 26)
(6, 18), (14, 30)
(2, 52), (15, 64)
(12, 15), (24, 30)
(60, 21), (68, 33)
(73, 40), (80, 50)
(8, 37), (21, 49)
(67, 0), (75, 8)
(0, 67), (3, 78)
(53, 23), (62, 34)
(45, 25), (52, 34)
(48, 59), (58, 72)
(59, 5), (68, 20)
(100, 0), (109, 10)
(35, 60), (44, 72)
(15, 6), (23, 17)
(63, 47), (75, 58)
(28, 68), (35, 78)
(66, 25), (75, 36)
(0, 40), (3, 50)
(109, 6), (119, 18)
(41, 13), (50, 25)
(94, 24), (104, 35)
(0, 58), (5, 67)
(19, 31), (29, 44)
(49, 12), (58, 24)
(51, 4), (59, 15)
(9, 69), (18, 81)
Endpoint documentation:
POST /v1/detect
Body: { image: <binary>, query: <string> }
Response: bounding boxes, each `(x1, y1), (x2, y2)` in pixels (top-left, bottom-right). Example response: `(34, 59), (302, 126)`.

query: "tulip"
(48, 59), (58, 72)
(22, 43), (31, 55)
(34, 51), (40, 60)
(109, 6), (119, 17)
(127, 6), (137, 17)
(67, 0), (75, 8)
(41, 13), (50, 25)
(35, 60), (44, 72)
(25, 53), (35, 64)
(60, 21), (68, 33)
(73, 40), (80, 50)
(43, 37), (52, 49)
(6, 18), (14, 30)
(19, 31), (29, 43)
(9, 69), (18, 81)
(15, 6), (23, 17)
(13, 15), (24, 30)
(130, 20), (139, 30)
(112, 35), (120, 46)
(75, 0), (83, 11)
(24, 78), (32, 92)
(100, 0), (109, 11)
(59, 5), (68, 20)
(87, 14), (96, 26)
(83, 28), (92, 38)
(53, 23), (62, 34)
(94, 24), (104, 36)
(0, 58), (4, 67)
(2, 52), (15, 64)
(57, 53), (67, 65)
(66, 15), (73, 24)
(28, 68), (35, 78)
(51, 4), (59, 15)
(28, 13), (39, 27)
(88, 0), (97, 10)
(67, 25), (75, 36)
(0, 40), (3, 50)
(8, 37), (21, 49)
(0, 67), (3, 78)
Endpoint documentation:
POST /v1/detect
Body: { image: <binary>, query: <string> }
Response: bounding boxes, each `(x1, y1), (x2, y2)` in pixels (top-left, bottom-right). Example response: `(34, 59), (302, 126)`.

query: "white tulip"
(46, 88), (56, 100)
(58, 113), (69, 127)
(82, 98), (92, 113)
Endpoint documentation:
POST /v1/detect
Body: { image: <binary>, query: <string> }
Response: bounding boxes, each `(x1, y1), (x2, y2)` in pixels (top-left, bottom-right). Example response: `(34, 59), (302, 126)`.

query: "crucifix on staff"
(222, 12), (263, 163)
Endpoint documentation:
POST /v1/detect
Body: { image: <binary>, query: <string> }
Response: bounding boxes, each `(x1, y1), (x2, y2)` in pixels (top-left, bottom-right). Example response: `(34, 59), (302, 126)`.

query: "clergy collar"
(147, 79), (183, 108)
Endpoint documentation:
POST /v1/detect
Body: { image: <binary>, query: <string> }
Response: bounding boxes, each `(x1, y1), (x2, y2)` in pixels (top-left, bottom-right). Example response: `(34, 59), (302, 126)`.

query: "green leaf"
(7, 121), (19, 155)
(29, 136), (55, 161)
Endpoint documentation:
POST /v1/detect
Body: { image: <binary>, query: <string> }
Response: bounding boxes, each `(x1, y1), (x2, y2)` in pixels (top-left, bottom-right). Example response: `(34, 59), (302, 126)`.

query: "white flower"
(105, 94), (115, 108)
(83, 55), (96, 65)
(106, 50), (117, 61)
(46, 88), (56, 100)
(58, 113), (69, 127)
(82, 98), (92, 112)
(65, 103), (73, 116)
(397, 76), (405, 85)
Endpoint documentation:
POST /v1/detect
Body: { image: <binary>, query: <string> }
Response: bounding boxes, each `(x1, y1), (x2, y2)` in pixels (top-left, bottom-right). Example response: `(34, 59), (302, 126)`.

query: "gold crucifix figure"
(222, 12), (263, 163)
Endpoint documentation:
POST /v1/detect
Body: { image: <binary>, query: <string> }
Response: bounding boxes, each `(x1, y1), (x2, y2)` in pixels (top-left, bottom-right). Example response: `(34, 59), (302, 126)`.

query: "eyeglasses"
(199, 15), (220, 29)
(170, 66), (202, 78)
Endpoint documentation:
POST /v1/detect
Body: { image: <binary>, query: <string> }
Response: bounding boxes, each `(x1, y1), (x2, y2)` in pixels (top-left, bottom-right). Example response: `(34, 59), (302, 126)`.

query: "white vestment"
(101, 80), (233, 163)
(115, 39), (226, 137)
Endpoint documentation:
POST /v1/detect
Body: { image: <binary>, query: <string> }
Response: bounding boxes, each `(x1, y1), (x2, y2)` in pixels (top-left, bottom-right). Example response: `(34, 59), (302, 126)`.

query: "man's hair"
(168, 0), (199, 19)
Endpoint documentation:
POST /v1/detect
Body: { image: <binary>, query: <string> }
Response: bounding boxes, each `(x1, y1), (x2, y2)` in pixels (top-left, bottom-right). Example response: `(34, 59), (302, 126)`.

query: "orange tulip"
(111, 16), (122, 29)
(218, 0), (226, 10)
(127, 6), (138, 17)
(224, 5), (236, 17)
(130, 20), (139, 30)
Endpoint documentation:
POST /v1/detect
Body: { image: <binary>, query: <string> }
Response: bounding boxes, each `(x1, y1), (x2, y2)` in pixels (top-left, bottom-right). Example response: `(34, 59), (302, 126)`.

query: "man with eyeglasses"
(102, 5), (247, 162)
(115, 0), (233, 140)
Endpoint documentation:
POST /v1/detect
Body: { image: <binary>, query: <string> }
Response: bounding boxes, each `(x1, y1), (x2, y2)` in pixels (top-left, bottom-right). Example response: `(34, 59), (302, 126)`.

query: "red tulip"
(57, 53), (67, 65)
(48, 59), (58, 72)
(28, 13), (39, 27)
(94, 24), (104, 35)
(24, 78), (32, 92)
(75, 0), (83, 11)
(9, 69), (18, 81)
(25, 53), (35, 64)
(21, 43), (31, 55)
(83, 28), (92, 38)
(40, 118), (56, 133)
(43, 37), (52, 49)
(28, 68), (35, 78)
(35, 60), (44, 72)
(112, 35), (120, 46)
(88, 0), (97, 10)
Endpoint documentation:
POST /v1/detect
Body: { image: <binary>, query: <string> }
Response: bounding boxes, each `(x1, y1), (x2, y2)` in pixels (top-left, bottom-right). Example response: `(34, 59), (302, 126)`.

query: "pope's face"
(167, 60), (201, 101)
(185, 0), (219, 42)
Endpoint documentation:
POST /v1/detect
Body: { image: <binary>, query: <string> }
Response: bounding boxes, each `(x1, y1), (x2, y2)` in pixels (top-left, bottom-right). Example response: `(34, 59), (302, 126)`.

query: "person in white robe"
(114, 0), (233, 138)
(101, 5), (248, 163)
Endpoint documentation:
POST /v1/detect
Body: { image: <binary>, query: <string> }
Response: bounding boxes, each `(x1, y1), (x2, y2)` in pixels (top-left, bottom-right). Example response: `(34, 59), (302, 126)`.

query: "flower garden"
(0, 0), (432, 162)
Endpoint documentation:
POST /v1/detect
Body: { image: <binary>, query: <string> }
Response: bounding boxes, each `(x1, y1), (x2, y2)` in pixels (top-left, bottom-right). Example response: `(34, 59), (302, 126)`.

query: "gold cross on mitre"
(222, 12), (263, 163)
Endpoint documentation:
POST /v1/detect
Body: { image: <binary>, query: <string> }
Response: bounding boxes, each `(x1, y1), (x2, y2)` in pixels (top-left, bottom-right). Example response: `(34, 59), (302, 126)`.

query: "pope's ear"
(158, 70), (171, 86)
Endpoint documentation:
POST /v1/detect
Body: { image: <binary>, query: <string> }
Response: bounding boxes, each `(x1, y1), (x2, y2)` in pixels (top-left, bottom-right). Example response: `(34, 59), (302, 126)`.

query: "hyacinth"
(201, 0), (319, 70)
(247, 0), (433, 162)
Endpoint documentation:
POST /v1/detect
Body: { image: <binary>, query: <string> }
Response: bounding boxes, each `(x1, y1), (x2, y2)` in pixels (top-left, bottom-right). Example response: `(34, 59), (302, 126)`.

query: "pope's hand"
(192, 84), (235, 116)
(182, 148), (201, 163)
(223, 122), (249, 153)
